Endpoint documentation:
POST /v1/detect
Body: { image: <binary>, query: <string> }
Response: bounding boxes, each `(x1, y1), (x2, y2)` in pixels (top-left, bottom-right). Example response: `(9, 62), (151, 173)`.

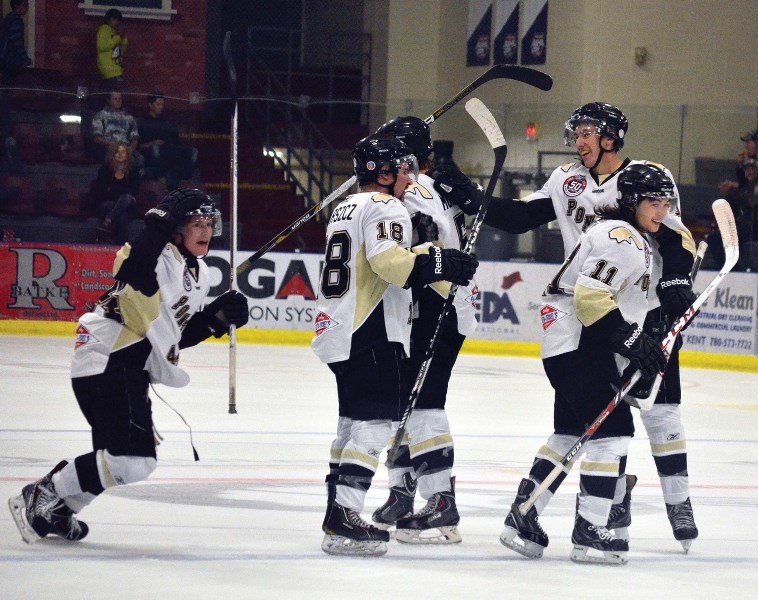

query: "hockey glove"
(609, 322), (667, 380)
(203, 291), (249, 337)
(657, 274), (697, 328)
(144, 188), (211, 235)
(406, 246), (478, 287)
(429, 162), (484, 216)
(411, 212), (439, 245)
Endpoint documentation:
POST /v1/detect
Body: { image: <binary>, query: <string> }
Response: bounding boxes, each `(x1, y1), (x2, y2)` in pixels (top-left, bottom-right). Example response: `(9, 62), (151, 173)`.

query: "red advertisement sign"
(0, 242), (116, 322)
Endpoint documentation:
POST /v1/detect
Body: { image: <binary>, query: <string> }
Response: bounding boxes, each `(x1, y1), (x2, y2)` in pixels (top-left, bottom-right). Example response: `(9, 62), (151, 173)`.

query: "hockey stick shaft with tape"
(386, 98), (507, 467)
(635, 206), (735, 404)
(223, 30), (240, 414)
(236, 66), (552, 277)
(519, 200), (739, 515)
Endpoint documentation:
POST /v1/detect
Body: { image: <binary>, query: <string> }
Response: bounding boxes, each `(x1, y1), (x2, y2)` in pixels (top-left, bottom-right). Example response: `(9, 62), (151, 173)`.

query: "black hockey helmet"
(352, 134), (417, 184)
(564, 102), (629, 151)
(375, 116), (434, 162)
(617, 163), (676, 210)
(166, 188), (223, 237)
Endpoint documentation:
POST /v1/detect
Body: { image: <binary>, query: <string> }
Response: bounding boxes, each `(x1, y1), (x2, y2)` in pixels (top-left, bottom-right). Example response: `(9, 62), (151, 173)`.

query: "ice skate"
(395, 478), (460, 544)
(8, 461), (89, 545)
(322, 502), (389, 556)
(499, 478), (549, 559)
(666, 497), (698, 553)
(570, 513), (628, 565)
(607, 474), (637, 541)
(372, 471), (416, 531)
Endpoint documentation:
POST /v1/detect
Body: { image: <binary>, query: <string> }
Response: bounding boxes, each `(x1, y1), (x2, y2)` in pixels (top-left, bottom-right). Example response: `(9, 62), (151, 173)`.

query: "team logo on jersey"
(314, 311), (340, 336)
(183, 268), (192, 291)
(563, 175), (587, 197)
(540, 304), (565, 331)
(74, 324), (97, 349)
(609, 226), (644, 250)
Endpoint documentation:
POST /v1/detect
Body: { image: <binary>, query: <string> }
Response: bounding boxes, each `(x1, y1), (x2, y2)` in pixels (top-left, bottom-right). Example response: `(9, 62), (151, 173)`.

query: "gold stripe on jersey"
(650, 439), (688, 454)
(340, 447), (380, 470)
(354, 243), (389, 330)
(579, 460), (620, 474)
(574, 284), (617, 327)
(367, 243), (416, 288)
(409, 433), (453, 455)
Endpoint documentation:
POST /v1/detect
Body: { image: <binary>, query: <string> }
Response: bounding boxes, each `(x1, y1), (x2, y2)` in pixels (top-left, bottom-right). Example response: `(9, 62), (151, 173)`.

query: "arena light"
(59, 114), (81, 124)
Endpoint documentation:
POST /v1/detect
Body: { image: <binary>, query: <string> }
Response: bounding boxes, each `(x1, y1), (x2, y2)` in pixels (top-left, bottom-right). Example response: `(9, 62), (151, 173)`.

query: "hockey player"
(8, 188), (249, 544)
(500, 163), (672, 564)
(369, 116), (481, 544)
(461, 103), (697, 550)
(314, 135), (478, 556)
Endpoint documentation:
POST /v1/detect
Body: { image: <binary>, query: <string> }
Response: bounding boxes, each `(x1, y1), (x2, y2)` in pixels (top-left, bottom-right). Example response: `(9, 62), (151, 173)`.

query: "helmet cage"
(184, 202), (223, 237)
(564, 103), (628, 151)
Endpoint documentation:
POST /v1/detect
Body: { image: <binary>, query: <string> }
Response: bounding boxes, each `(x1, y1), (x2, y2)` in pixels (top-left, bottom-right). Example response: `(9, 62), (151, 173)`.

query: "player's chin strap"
(150, 383), (200, 461)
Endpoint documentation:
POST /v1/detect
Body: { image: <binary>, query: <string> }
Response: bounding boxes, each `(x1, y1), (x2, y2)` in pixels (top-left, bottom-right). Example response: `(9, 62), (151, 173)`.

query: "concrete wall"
(380, 0), (757, 184)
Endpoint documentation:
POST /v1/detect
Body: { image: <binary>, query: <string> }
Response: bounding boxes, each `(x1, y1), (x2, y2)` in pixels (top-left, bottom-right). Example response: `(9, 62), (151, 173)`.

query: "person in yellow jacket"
(96, 9), (128, 84)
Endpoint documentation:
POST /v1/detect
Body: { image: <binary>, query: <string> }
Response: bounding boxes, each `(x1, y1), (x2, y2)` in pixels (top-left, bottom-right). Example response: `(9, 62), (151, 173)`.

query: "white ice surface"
(1, 336), (757, 599)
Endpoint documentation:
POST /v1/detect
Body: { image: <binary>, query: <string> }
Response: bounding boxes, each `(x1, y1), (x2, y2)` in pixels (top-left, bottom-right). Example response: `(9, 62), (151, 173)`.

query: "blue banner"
(467, 0), (493, 66)
(493, 0), (519, 65)
(521, 0), (548, 65)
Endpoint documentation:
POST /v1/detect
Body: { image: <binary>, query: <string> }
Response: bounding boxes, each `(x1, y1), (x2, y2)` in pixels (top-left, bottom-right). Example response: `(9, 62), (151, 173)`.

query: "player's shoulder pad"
(370, 192), (397, 204)
(608, 225), (644, 250)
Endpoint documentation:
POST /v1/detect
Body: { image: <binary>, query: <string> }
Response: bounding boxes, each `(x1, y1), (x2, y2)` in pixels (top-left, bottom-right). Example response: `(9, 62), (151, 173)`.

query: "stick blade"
(465, 98), (506, 149)
(712, 198), (739, 252)
(485, 65), (553, 91)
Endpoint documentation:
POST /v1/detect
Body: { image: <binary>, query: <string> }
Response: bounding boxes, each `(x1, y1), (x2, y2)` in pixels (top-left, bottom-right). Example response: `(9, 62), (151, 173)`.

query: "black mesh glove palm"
(609, 322), (667, 379)
(429, 162), (483, 215)
(203, 291), (249, 337)
(411, 212), (439, 245)
(407, 246), (478, 287)
(657, 274), (697, 326)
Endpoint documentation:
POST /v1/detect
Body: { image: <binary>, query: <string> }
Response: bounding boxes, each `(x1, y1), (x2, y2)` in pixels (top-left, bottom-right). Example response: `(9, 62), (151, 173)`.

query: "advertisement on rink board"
(1, 242), (756, 357)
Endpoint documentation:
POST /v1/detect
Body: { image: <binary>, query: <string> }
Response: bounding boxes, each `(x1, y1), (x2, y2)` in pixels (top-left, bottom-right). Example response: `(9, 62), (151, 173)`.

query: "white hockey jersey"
(526, 159), (695, 309)
(540, 218), (653, 365)
(72, 242), (211, 387)
(402, 172), (478, 336)
(312, 191), (416, 364)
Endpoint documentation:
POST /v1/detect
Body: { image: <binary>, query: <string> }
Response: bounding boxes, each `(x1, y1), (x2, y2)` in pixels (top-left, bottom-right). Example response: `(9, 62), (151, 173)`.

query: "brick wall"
(37, 1), (208, 108)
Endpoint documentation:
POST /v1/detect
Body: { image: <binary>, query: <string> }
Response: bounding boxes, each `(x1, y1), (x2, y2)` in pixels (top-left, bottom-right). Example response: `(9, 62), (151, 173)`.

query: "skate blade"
(679, 539), (694, 554)
(570, 545), (628, 565)
(8, 495), (42, 545)
(499, 526), (544, 559)
(395, 525), (461, 545)
(321, 534), (387, 556)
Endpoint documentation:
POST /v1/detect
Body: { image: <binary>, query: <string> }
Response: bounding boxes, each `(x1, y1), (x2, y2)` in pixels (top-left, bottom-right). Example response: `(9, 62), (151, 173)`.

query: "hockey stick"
(632, 215), (730, 406)
(235, 65), (552, 278)
(235, 176), (355, 277)
(223, 30), (239, 414)
(386, 98), (507, 467)
(518, 200), (739, 515)
(623, 239), (709, 408)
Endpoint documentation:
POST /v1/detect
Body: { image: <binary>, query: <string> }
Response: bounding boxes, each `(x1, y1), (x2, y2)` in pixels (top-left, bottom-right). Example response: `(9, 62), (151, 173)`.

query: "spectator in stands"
(91, 91), (143, 170)
(736, 130), (757, 187)
(0, 0), (31, 176)
(138, 91), (199, 190)
(0, 0), (32, 85)
(96, 8), (128, 88)
(94, 142), (140, 244)
(710, 157), (757, 271)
